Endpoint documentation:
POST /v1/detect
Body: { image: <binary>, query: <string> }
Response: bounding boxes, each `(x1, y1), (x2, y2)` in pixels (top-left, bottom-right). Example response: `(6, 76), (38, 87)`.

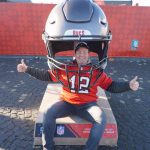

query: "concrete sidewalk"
(0, 56), (150, 150)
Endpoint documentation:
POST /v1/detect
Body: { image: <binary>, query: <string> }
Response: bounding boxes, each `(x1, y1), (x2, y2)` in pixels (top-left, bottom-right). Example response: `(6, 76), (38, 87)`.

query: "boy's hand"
(129, 76), (139, 91)
(17, 59), (28, 73)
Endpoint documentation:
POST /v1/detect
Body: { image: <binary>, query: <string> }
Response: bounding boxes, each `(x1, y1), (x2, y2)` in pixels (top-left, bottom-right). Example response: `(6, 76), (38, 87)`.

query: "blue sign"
(131, 40), (139, 50)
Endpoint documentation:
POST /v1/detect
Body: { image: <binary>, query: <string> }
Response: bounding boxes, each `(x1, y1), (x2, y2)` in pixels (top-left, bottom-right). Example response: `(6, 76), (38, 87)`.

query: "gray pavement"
(0, 56), (150, 150)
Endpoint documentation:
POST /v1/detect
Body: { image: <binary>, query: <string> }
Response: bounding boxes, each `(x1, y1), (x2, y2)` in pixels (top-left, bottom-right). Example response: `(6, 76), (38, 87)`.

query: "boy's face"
(75, 47), (89, 66)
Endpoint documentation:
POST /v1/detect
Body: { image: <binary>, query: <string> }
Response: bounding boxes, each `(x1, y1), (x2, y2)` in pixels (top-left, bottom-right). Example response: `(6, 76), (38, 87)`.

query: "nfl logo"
(57, 125), (65, 136)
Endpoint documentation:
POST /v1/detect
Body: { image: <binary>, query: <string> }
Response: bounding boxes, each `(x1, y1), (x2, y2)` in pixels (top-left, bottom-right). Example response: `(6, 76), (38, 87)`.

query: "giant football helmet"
(42, 0), (112, 90)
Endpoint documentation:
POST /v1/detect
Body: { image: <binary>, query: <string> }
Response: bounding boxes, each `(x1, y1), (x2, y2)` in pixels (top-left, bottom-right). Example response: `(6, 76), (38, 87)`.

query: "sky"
(30, 0), (64, 3)
(7, 0), (150, 6)
(31, 0), (150, 6)
(132, 0), (150, 6)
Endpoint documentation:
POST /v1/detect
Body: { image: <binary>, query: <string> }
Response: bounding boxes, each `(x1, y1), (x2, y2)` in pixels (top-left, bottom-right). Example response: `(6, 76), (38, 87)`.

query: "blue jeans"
(42, 101), (107, 150)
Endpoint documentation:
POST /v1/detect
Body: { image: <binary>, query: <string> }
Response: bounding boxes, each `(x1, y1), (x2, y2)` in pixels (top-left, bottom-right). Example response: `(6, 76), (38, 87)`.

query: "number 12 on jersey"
(70, 75), (90, 93)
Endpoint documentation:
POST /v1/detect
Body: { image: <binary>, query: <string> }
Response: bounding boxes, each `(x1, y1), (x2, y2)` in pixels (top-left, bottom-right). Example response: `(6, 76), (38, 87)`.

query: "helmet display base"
(33, 83), (118, 149)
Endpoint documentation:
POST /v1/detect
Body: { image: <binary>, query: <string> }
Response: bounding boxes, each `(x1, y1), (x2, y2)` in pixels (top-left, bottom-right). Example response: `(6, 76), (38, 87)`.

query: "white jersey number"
(70, 75), (90, 93)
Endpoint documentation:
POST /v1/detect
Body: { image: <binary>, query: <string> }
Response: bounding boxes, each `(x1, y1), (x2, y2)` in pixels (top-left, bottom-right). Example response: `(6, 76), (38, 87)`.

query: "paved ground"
(0, 56), (150, 150)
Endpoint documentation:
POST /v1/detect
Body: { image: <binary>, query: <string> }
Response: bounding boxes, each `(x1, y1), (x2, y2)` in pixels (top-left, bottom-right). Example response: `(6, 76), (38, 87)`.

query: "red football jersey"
(48, 64), (112, 105)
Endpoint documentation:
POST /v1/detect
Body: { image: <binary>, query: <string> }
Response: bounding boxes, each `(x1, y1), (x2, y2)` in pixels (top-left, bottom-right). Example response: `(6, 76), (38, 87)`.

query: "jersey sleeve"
(106, 81), (131, 93)
(98, 72), (113, 90)
(25, 67), (52, 81)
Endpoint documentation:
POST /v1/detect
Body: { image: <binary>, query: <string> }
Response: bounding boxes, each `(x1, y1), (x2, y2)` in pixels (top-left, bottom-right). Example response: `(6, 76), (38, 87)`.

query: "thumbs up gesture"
(17, 59), (28, 73)
(129, 76), (139, 91)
